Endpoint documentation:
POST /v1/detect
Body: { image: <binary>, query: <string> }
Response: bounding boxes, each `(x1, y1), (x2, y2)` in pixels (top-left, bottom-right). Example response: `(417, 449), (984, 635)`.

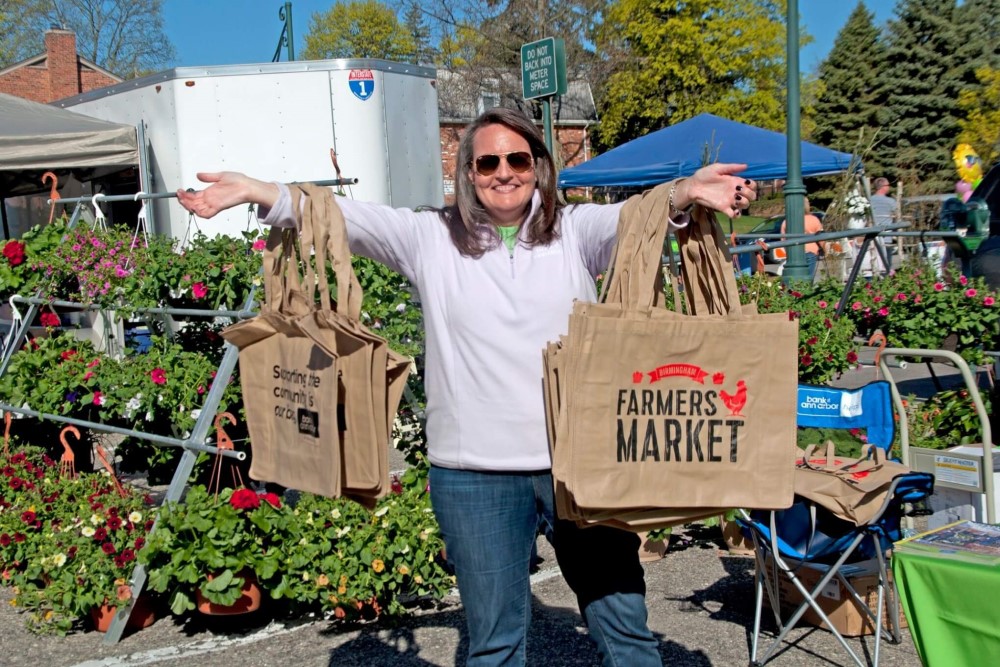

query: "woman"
(177, 108), (755, 667)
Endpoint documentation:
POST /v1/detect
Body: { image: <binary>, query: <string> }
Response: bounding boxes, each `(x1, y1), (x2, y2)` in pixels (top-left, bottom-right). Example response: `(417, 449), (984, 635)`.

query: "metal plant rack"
(0, 181), (355, 643)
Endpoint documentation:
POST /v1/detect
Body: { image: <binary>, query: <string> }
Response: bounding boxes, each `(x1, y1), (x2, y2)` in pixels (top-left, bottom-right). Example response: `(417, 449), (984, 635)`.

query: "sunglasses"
(471, 151), (535, 176)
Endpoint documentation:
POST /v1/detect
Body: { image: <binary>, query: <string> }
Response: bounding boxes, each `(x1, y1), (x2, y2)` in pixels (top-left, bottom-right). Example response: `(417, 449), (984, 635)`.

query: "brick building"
(436, 70), (598, 203)
(0, 29), (121, 103)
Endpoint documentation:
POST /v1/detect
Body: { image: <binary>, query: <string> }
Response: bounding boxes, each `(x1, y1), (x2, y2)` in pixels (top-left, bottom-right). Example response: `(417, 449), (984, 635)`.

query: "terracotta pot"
(720, 515), (755, 556)
(196, 570), (262, 615)
(637, 531), (667, 562)
(90, 595), (157, 633)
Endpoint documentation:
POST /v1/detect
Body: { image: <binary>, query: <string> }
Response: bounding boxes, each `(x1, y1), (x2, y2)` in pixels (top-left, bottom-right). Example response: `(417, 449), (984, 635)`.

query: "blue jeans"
(430, 465), (661, 667)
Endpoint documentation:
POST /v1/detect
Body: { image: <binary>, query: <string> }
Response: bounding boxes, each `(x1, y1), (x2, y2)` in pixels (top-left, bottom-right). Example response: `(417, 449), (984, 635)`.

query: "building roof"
(0, 51), (122, 83)
(436, 69), (597, 126)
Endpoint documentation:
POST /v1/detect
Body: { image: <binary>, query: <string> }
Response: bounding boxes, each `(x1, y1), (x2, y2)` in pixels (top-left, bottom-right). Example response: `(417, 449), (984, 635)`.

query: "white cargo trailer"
(56, 59), (444, 239)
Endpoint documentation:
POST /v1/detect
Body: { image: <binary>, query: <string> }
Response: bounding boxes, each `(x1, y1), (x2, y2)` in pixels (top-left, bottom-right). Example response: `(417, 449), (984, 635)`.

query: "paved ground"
(2, 353), (974, 667)
(0, 527), (923, 667)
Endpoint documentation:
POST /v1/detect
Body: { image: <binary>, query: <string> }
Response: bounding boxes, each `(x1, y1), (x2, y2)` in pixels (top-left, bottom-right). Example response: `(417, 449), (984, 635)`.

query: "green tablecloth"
(893, 550), (1000, 667)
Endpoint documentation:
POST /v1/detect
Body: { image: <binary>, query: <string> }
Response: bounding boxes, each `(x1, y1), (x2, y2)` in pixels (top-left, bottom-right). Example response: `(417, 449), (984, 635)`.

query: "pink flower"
(878, 307), (889, 316)
(115, 266), (128, 278)
(87, 358), (100, 368)
(934, 282), (945, 291)
(150, 368), (167, 385)
(959, 275), (969, 286)
(985, 297), (996, 307)
(873, 296), (883, 303)
(914, 294), (922, 303)
(192, 282), (208, 299)
(92, 391), (104, 406)
(851, 301), (862, 311)
(252, 238), (267, 251)
(83, 371), (94, 381)
(966, 288), (978, 297)
(895, 293), (907, 301)
(818, 300), (827, 309)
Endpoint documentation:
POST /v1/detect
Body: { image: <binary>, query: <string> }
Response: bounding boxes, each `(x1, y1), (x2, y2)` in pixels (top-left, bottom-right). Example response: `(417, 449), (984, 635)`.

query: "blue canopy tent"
(558, 113), (857, 188)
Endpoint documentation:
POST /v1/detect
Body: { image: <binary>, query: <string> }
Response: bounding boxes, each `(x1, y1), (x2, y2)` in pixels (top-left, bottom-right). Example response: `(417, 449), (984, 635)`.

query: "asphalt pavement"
(2, 354), (967, 667)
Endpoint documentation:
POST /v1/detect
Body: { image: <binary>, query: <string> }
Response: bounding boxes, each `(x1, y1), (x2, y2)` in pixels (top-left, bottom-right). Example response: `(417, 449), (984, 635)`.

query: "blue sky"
(162, 1), (897, 74)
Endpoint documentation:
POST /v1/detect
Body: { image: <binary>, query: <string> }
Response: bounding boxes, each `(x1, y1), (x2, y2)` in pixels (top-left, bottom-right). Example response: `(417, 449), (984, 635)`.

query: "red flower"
(20, 510), (35, 524)
(806, 336), (818, 346)
(801, 354), (813, 367)
(846, 351), (859, 364)
(60, 349), (77, 361)
(39, 312), (60, 328)
(390, 478), (403, 495)
(101, 542), (116, 555)
(134, 537), (146, 550)
(107, 515), (123, 530)
(192, 282), (208, 299)
(2, 240), (25, 266)
(94, 527), (108, 541)
(261, 492), (282, 508)
(230, 488), (260, 510)
(150, 368), (167, 385)
(0, 534), (10, 547)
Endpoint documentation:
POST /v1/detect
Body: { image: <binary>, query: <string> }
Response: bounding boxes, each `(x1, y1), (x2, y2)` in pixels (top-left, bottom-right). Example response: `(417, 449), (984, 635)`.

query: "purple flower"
(65, 391), (79, 403)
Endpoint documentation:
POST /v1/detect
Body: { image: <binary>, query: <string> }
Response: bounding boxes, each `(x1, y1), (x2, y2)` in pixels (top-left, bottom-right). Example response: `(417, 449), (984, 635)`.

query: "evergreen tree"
(403, 2), (436, 66)
(876, 0), (964, 193)
(812, 2), (886, 175)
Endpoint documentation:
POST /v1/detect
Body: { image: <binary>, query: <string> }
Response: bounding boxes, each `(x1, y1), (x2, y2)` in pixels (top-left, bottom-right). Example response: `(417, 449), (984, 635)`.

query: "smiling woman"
(172, 104), (754, 666)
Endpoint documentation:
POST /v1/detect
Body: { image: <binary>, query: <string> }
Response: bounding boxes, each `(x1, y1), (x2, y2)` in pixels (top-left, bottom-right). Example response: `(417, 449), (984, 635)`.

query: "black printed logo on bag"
(297, 408), (320, 437)
(615, 364), (747, 464)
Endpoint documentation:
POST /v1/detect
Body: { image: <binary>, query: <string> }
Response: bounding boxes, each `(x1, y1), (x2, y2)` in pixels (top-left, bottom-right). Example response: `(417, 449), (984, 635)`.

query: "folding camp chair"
(739, 382), (935, 667)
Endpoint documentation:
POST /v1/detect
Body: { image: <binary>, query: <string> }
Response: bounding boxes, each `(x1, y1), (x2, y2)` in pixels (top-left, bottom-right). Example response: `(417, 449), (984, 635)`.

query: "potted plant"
(140, 484), (294, 616)
(0, 446), (156, 634)
(159, 231), (264, 314)
(0, 218), (69, 304)
(271, 466), (453, 621)
(737, 274), (861, 384)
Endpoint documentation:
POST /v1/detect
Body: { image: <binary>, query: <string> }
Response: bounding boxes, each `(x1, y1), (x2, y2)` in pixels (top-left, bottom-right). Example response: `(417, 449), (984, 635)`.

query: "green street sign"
(521, 37), (566, 100)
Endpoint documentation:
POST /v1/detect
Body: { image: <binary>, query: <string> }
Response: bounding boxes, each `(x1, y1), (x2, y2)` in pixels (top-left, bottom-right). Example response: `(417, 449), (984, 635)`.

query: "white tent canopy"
(0, 92), (138, 196)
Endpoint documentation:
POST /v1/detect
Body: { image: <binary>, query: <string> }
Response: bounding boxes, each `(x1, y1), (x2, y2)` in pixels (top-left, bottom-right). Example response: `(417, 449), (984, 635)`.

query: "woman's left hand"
(672, 163), (757, 218)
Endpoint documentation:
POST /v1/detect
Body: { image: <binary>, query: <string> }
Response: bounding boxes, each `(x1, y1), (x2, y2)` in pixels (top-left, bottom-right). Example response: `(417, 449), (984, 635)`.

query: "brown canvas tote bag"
(295, 184), (413, 502)
(552, 183), (798, 513)
(221, 204), (346, 498)
(794, 442), (913, 526)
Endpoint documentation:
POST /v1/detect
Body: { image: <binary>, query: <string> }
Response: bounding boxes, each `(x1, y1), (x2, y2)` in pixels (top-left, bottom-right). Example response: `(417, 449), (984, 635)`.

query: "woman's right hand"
(175, 172), (280, 218)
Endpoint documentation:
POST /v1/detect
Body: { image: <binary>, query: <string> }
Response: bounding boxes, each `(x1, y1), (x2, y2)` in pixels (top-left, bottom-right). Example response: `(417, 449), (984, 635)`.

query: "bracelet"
(668, 179), (689, 220)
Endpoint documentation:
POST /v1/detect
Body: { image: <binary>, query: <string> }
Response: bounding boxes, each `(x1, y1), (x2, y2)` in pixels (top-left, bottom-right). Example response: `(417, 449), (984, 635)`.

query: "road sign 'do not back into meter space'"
(521, 37), (567, 100)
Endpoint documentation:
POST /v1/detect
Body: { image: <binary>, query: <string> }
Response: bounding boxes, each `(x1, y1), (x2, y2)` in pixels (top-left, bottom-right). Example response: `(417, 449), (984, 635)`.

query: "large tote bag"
(551, 182), (798, 514)
(222, 184), (409, 500)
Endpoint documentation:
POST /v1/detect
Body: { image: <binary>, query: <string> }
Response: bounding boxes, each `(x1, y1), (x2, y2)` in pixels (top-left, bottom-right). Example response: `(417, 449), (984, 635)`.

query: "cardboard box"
(760, 557), (906, 637)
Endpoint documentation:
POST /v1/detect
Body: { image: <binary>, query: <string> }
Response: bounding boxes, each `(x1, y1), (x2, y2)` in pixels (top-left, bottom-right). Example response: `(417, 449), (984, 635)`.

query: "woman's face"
(469, 123), (536, 226)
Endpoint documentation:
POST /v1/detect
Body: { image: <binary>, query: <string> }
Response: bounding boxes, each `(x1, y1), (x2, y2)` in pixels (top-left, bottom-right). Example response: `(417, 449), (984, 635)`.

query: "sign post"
(520, 37), (567, 154)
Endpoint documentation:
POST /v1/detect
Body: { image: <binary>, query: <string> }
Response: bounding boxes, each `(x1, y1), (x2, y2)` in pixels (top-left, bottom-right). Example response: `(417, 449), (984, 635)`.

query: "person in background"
(864, 177), (896, 278)
(780, 197), (824, 280)
(870, 177), (898, 226)
(176, 107), (755, 667)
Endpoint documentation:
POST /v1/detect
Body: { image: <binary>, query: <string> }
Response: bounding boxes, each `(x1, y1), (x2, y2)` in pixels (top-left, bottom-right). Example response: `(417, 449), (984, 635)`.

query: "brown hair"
(439, 107), (562, 258)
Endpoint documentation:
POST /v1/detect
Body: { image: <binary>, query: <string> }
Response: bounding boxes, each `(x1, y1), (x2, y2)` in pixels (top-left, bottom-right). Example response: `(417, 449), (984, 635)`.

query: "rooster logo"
(719, 380), (747, 417)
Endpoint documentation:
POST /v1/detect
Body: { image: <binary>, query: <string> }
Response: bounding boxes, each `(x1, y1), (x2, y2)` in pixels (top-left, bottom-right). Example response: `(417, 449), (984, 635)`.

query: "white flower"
(89, 514), (103, 526)
(335, 526), (351, 538)
(329, 508), (341, 520)
(374, 506), (389, 517)
(128, 511), (142, 524)
(191, 409), (202, 421)
(395, 303), (406, 313)
(845, 192), (871, 216)
(124, 393), (143, 419)
(81, 526), (96, 537)
(145, 411), (154, 422)
(53, 553), (67, 567)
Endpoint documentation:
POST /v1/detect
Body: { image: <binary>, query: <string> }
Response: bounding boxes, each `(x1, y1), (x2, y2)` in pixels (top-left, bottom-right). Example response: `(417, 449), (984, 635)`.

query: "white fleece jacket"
(263, 187), (622, 471)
